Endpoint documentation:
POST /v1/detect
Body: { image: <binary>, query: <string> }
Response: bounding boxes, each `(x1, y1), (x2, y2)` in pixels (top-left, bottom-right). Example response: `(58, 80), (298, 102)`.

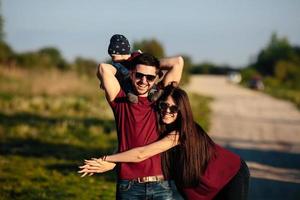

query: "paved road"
(186, 75), (300, 200)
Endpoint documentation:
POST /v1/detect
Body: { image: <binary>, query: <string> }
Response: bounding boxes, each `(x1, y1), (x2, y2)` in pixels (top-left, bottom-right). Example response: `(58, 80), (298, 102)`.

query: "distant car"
(248, 78), (264, 90)
(227, 72), (242, 84)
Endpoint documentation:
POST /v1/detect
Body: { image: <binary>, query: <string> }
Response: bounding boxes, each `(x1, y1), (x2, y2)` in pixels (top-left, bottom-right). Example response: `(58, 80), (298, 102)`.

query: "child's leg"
(112, 62), (129, 77)
(122, 78), (138, 103)
(111, 62), (138, 103)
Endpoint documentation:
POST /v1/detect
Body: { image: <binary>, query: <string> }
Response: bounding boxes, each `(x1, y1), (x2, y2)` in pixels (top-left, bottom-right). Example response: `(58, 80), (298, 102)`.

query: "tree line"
(0, 1), (299, 88)
(241, 33), (300, 90)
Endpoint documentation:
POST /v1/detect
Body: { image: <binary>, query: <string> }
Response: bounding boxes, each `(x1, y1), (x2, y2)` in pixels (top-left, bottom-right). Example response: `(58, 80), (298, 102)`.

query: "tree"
(133, 39), (165, 59)
(274, 60), (300, 89)
(38, 47), (68, 69)
(0, 0), (4, 42)
(0, 41), (13, 63)
(15, 47), (68, 69)
(254, 33), (294, 76)
(190, 62), (216, 74)
(180, 55), (192, 85)
(74, 57), (97, 76)
(0, 0), (14, 65)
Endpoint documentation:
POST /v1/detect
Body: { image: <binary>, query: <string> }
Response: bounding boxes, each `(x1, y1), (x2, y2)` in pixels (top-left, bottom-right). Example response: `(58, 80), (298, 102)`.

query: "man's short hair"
(130, 53), (160, 72)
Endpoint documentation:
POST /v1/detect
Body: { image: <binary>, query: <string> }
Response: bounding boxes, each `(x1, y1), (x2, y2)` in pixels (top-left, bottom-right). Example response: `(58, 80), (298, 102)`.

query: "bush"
(0, 41), (14, 64)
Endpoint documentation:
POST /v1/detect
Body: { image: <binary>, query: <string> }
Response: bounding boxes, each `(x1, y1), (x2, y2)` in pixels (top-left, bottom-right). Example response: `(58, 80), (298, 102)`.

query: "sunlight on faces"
(160, 96), (178, 124)
(131, 64), (158, 96)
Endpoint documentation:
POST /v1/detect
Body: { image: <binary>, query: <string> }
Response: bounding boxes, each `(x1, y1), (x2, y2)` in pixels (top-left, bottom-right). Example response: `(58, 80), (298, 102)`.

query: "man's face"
(130, 64), (158, 97)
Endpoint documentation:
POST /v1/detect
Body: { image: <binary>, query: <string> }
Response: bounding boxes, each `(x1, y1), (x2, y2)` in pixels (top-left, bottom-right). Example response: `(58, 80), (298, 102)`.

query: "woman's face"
(159, 96), (179, 124)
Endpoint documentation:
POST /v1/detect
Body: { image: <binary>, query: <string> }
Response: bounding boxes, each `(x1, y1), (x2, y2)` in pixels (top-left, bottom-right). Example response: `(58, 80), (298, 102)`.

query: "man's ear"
(158, 70), (164, 79)
(129, 70), (134, 80)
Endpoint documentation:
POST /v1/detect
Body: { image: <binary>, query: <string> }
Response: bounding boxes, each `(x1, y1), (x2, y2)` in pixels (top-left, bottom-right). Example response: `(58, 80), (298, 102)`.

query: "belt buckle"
(137, 177), (144, 183)
(137, 177), (148, 183)
(137, 176), (157, 183)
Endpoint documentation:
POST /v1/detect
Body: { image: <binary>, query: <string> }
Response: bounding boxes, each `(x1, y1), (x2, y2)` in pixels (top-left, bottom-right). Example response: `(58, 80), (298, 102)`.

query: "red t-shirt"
(110, 90), (163, 179)
(183, 144), (241, 200)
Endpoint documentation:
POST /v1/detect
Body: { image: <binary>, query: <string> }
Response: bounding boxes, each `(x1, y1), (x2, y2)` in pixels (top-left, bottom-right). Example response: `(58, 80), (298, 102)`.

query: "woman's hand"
(78, 158), (116, 177)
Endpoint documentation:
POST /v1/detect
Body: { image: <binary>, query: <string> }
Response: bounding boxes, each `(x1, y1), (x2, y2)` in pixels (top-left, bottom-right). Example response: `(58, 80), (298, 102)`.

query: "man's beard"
(135, 87), (150, 95)
(134, 84), (152, 96)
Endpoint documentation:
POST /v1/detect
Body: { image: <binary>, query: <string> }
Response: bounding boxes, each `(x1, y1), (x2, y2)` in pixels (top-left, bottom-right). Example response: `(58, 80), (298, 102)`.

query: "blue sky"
(3, 0), (300, 67)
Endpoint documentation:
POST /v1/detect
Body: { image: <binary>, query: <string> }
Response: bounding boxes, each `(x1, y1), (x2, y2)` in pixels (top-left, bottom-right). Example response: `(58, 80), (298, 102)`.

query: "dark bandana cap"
(108, 34), (131, 55)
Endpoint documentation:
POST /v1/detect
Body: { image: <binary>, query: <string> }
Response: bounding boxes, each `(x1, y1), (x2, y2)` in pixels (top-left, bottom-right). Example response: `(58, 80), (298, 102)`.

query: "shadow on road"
(216, 140), (300, 199)
(250, 178), (300, 200)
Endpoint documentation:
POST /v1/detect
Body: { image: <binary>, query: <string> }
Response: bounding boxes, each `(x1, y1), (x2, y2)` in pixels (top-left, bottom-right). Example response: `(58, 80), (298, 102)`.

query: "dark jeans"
(170, 181), (184, 200)
(214, 159), (250, 200)
(116, 180), (175, 200)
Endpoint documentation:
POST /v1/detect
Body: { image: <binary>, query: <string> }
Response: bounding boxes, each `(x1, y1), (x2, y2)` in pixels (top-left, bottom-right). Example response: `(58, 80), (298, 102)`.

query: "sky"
(3, 0), (300, 67)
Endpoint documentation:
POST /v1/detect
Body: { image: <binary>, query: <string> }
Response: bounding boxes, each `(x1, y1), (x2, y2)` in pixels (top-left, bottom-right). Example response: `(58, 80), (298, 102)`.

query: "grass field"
(0, 67), (210, 199)
(264, 86), (300, 110)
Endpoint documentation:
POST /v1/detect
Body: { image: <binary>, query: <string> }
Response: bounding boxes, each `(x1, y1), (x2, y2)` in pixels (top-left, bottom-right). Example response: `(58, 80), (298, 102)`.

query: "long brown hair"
(158, 84), (215, 188)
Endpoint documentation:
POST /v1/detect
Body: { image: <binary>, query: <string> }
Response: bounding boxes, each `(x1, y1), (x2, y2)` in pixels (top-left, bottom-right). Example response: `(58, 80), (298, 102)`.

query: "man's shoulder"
(108, 89), (125, 107)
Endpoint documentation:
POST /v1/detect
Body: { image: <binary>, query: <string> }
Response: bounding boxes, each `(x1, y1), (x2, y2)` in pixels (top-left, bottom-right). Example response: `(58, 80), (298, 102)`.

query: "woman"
(79, 84), (250, 199)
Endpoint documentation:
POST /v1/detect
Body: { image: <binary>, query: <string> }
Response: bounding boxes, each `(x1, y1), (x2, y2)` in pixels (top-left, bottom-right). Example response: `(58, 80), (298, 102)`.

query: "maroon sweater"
(183, 144), (241, 199)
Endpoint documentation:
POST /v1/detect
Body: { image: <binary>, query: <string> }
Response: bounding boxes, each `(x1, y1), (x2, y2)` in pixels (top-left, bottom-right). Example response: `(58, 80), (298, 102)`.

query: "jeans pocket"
(118, 180), (132, 192)
(159, 181), (171, 190)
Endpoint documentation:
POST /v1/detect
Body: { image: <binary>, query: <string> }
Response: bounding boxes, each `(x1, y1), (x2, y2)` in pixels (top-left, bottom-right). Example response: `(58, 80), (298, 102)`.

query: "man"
(90, 51), (183, 199)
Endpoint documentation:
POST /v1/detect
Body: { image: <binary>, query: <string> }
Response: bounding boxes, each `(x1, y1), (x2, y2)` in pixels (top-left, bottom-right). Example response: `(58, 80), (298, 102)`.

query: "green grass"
(262, 77), (300, 110)
(264, 86), (300, 109)
(240, 75), (300, 110)
(0, 67), (211, 199)
(189, 93), (212, 132)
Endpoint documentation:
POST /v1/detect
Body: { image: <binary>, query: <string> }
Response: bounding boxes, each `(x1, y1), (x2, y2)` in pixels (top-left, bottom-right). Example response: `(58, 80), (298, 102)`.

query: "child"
(107, 34), (139, 103)
(107, 34), (163, 103)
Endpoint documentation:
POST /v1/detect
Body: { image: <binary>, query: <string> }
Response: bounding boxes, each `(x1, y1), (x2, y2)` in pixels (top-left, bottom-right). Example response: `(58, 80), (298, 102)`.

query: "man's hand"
(78, 158), (116, 177)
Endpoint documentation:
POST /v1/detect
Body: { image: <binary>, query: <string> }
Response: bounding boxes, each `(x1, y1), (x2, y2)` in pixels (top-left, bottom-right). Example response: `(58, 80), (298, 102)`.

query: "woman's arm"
(105, 133), (179, 163)
(78, 132), (179, 177)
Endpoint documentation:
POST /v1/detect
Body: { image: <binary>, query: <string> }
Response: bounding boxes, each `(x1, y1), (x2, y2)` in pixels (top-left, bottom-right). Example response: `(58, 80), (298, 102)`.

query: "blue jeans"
(116, 180), (181, 200)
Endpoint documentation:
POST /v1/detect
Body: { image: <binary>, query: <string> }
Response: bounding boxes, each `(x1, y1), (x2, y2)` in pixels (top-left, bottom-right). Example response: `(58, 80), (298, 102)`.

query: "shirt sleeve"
(109, 89), (125, 108)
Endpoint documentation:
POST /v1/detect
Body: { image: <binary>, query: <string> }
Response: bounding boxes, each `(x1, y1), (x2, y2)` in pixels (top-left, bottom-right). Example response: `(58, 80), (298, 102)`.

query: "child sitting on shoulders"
(106, 34), (163, 103)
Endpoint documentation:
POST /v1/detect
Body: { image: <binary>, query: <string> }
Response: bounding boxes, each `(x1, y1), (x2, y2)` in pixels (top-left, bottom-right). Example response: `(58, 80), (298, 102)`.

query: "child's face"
(110, 54), (127, 62)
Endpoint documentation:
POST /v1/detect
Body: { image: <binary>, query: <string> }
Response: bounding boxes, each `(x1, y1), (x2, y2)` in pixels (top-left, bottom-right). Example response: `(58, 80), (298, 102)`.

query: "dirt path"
(186, 75), (300, 199)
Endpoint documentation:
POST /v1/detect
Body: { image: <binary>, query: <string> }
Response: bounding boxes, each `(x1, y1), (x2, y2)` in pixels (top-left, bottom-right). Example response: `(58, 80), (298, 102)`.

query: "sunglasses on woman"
(134, 72), (157, 82)
(158, 102), (179, 114)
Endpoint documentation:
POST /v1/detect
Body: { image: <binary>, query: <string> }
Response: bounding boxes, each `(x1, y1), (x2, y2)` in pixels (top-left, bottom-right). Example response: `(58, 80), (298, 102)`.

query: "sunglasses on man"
(158, 102), (179, 114)
(134, 72), (157, 82)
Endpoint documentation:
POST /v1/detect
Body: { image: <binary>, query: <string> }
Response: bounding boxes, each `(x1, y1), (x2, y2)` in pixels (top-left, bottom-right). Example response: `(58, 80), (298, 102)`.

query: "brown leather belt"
(134, 175), (165, 183)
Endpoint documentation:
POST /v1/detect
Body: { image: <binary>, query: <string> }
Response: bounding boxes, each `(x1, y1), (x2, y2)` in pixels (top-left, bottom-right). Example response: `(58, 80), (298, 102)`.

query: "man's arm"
(97, 63), (120, 101)
(159, 56), (184, 86)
